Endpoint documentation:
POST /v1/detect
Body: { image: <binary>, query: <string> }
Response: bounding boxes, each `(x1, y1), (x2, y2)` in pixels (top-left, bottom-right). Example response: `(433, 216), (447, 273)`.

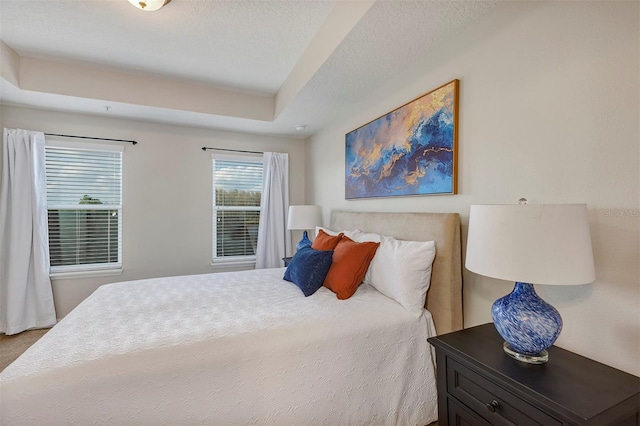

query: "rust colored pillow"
(323, 236), (380, 300)
(312, 229), (344, 250)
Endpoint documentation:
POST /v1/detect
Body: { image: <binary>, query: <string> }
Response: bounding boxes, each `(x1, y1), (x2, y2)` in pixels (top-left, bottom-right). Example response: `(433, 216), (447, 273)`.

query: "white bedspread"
(0, 268), (438, 425)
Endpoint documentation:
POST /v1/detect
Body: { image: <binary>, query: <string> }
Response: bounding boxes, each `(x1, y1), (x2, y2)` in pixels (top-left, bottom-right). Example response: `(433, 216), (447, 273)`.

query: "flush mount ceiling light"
(127, 0), (172, 12)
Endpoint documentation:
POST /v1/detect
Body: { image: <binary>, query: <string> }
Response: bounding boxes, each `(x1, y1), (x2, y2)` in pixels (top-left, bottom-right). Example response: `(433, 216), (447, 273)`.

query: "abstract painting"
(345, 79), (458, 199)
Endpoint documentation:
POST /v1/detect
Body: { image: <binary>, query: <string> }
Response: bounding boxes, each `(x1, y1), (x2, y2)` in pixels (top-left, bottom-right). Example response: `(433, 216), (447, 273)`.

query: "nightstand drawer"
(447, 396), (491, 426)
(446, 357), (562, 426)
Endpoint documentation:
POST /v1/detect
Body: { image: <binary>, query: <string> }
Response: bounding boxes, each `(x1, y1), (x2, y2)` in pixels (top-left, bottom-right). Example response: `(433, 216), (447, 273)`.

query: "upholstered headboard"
(330, 211), (463, 335)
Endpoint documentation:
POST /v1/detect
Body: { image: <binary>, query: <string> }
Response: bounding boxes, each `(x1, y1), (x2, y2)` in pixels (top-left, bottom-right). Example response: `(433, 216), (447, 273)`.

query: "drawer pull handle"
(486, 400), (499, 413)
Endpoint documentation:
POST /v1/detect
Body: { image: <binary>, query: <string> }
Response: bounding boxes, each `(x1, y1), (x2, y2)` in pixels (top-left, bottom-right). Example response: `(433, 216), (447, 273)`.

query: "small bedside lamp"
(287, 205), (322, 251)
(465, 200), (595, 364)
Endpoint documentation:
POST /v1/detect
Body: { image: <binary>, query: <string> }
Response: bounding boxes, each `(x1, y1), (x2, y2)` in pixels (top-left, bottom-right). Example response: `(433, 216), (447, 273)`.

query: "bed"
(0, 211), (462, 425)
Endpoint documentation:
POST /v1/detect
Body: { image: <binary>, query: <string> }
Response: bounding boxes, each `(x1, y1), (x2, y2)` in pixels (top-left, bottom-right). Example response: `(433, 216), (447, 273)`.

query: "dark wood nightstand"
(428, 323), (640, 426)
(282, 257), (292, 267)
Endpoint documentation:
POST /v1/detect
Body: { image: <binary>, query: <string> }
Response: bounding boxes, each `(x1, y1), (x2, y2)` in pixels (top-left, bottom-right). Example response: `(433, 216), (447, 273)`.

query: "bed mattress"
(0, 268), (438, 425)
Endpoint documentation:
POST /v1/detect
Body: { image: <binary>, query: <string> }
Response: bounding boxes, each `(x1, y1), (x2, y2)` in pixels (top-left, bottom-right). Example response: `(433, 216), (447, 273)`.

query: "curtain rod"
(202, 147), (263, 155)
(45, 133), (138, 145)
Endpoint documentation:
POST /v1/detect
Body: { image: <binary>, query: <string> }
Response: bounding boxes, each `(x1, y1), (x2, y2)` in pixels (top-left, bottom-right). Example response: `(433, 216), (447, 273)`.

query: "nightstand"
(282, 257), (292, 267)
(428, 323), (640, 426)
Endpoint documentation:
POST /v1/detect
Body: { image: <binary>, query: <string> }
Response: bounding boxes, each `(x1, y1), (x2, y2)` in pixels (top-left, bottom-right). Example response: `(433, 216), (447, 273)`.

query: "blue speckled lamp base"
(492, 282), (563, 364)
(296, 230), (312, 251)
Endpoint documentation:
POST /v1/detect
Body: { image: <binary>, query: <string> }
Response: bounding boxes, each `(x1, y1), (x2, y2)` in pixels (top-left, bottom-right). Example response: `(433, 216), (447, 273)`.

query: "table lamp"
(287, 205), (322, 251)
(465, 200), (595, 364)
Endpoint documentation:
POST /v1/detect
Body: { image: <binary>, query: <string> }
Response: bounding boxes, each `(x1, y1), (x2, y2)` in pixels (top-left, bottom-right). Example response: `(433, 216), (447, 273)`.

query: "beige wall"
(307, 1), (639, 375)
(0, 105), (306, 317)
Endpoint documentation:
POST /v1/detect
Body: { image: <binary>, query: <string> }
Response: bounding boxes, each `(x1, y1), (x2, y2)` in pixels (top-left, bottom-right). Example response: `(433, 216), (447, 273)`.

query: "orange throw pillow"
(312, 229), (344, 250)
(323, 236), (380, 299)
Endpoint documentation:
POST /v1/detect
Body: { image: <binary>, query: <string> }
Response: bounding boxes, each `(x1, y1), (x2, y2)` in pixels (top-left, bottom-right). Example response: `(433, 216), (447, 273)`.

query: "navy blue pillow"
(283, 247), (333, 297)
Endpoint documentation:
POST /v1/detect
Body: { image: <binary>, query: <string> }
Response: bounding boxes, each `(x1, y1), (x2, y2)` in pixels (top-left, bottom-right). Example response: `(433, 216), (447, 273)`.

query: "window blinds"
(45, 144), (122, 271)
(212, 158), (263, 260)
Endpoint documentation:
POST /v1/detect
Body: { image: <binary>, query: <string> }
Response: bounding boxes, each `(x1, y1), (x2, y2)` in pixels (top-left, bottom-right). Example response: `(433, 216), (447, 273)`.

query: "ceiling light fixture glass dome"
(127, 0), (172, 12)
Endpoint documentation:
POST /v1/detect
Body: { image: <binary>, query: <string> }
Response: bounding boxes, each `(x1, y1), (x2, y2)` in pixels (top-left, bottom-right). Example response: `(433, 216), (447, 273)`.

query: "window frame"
(211, 152), (263, 269)
(45, 140), (124, 279)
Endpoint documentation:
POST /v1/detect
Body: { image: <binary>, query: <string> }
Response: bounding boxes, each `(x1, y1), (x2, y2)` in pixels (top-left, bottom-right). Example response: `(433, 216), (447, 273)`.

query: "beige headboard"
(330, 211), (463, 335)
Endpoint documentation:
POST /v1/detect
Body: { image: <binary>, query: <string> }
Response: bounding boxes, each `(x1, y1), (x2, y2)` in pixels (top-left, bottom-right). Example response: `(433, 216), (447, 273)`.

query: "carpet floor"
(0, 328), (49, 372)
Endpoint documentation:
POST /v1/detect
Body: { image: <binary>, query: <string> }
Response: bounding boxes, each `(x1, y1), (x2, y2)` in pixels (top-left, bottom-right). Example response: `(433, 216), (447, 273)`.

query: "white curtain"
(255, 152), (290, 269)
(0, 129), (56, 335)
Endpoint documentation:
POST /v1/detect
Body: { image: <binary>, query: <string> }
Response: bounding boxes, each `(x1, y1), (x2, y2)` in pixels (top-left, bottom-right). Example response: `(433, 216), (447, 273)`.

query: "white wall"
(307, 1), (639, 375)
(0, 105), (306, 317)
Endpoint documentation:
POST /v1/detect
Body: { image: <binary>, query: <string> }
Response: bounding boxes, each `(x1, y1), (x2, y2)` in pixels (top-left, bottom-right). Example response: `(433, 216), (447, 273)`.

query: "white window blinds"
(45, 142), (123, 272)
(212, 155), (263, 264)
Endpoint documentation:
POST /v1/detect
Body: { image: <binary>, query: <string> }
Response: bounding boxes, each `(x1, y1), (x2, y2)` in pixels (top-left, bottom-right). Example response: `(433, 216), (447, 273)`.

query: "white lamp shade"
(287, 205), (322, 231)
(466, 204), (595, 285)
(128, 0), (171, 11)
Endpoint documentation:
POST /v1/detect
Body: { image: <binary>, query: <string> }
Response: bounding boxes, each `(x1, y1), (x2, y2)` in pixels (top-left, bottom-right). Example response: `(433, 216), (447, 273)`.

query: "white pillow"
(352, 230), (436, 318)
(350, 230), (382, 243)
(315, 226), (359, 240)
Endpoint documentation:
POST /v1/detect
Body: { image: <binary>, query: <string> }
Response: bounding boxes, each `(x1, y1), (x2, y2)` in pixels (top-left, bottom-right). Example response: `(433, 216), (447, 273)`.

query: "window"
(212, 154), (263, 267)
(45, 141), (123, 276)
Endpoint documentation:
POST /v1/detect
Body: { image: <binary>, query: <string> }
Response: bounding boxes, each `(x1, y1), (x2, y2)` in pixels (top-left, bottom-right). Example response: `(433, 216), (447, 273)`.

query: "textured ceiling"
(0, 0), (503, 138)
(0, 0), (334, 93)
